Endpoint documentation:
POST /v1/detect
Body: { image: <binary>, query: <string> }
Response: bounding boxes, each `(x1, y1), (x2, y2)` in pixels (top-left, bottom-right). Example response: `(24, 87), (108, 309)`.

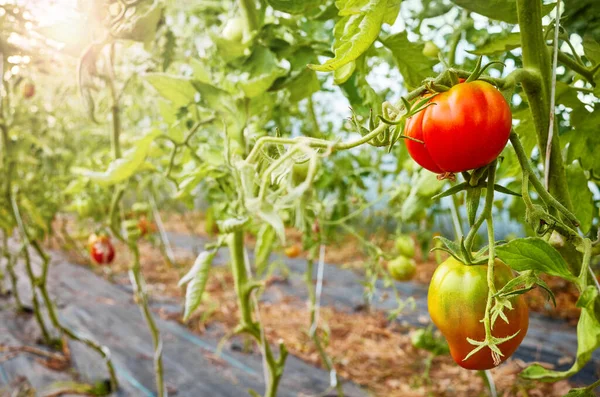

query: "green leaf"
(562, 387), (597, 397)
(382, 31), (437, 89)
(521, 299), (600, 381)
(266, 0), (322, 14)
(257, 206), (286, 244)
(236, 46), (289, 98)
(308, 0), (388, 72)
(180, 250), (216, 321)
(566, 161), (594, 233)
(254, 224), (276, 274)
(334, 60), (356, 85)
(74, 130), (161, 185)
(495, 238), (577, 282)
(566, 108), (600, 175)
(145, 74), (197, 108)
(450, 0), (555, 24)
(583, 34), (600, 64)
(383, 0), (402, 25)
(286, 68), (321, 102)
(469, 32), (521, 56)
(512, 109), (537, 157)
(211, 34), (250, 62)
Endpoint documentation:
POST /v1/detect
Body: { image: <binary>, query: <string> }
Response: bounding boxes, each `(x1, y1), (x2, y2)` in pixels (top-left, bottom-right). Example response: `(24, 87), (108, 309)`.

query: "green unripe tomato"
(222, 17), (245, 42)
(387, 256), (417, 281)
(291, 160), (319, 186)
(395, 234), (416, 258)
(422, 41), (440, 58)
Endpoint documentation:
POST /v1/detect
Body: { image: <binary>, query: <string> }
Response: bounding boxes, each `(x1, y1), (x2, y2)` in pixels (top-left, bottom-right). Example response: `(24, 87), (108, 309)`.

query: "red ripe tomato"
(405, 81), (511, 174)
(428, 257), (529, 370)
(88, 234), (115, 265)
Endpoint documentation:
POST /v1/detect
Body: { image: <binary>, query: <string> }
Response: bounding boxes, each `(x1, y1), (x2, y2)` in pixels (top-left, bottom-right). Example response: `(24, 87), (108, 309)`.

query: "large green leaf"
(145, 74), (197, 108)
(566, 162), (594, 233)
(266, 0), (322, 14)
(495, 238), (577, 282)
(583, 35), (600, 64)
(566, 107), (600, 174)
(74, 130), (161, 185)
(469, 32), (521, 56)
(522, 286), (600, 381)
(179, 250), (216, 321)
(254, 224), (276, 274)
(237, 46), (288, 98)
(308, 0), (389, 72)
(451, 0), (555, 24)
(382, 31), (437, 89)
(512, 109), (537, 157)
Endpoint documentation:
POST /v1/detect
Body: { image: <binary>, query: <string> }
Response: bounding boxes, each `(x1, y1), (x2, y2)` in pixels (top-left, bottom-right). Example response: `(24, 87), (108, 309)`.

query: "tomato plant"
(2, 0), (600, 396)
(405, 81), (512, 174)
(428, 257), (529, 370)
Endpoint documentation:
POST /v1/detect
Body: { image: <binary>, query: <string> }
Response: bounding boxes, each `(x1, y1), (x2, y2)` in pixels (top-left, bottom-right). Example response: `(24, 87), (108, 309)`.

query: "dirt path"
(0, 242), (366, 396)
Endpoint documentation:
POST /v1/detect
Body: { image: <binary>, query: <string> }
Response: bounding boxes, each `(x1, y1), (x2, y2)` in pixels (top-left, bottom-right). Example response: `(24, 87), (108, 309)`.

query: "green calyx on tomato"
(428, 257), (529, 370)
(387, 256), (417, 281)
(405, 81), (511, 174)
(395, 234), (416, 258)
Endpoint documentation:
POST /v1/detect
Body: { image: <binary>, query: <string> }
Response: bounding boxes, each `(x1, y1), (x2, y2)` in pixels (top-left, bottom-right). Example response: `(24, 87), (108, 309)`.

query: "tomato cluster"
(405, 81), (511, 174)
(387, 235), (417, 282)
(428, 257), (529, 370)
(88, 234), (116, 265)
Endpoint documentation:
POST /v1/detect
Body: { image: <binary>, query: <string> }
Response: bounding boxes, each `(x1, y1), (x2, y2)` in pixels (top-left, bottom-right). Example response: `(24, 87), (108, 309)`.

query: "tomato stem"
(228, 230), (288, 397)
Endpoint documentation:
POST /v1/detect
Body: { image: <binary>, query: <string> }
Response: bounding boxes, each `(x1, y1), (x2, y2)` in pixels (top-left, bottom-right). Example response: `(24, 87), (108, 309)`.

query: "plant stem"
(483, 165), (497, 358)
(307, 96), (322, 138)
(32, 241), (119, 390)
(448, 10), (470, 67)
(107, 44), (122, 159)
(556, 50), (596, 85)
(227, 231), (287, 397)
(130, 243), (166, 397)
(239, 0), (259, 35)
(509, 133), (579, 226)
(106, 46), (162, 395)
(464, 162), (496, 254)
(516, 0), (573, 212)
(450, 194), (464, 241)
(544, 0), (561, 190)
(305, 251), (343, 397)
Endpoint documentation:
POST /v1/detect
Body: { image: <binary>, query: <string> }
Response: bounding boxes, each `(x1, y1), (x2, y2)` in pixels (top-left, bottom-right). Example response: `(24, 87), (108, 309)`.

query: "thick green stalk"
(227, 231), (287, 397)
(106, 46), (162, 395)
(516, 0), (572, 212)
